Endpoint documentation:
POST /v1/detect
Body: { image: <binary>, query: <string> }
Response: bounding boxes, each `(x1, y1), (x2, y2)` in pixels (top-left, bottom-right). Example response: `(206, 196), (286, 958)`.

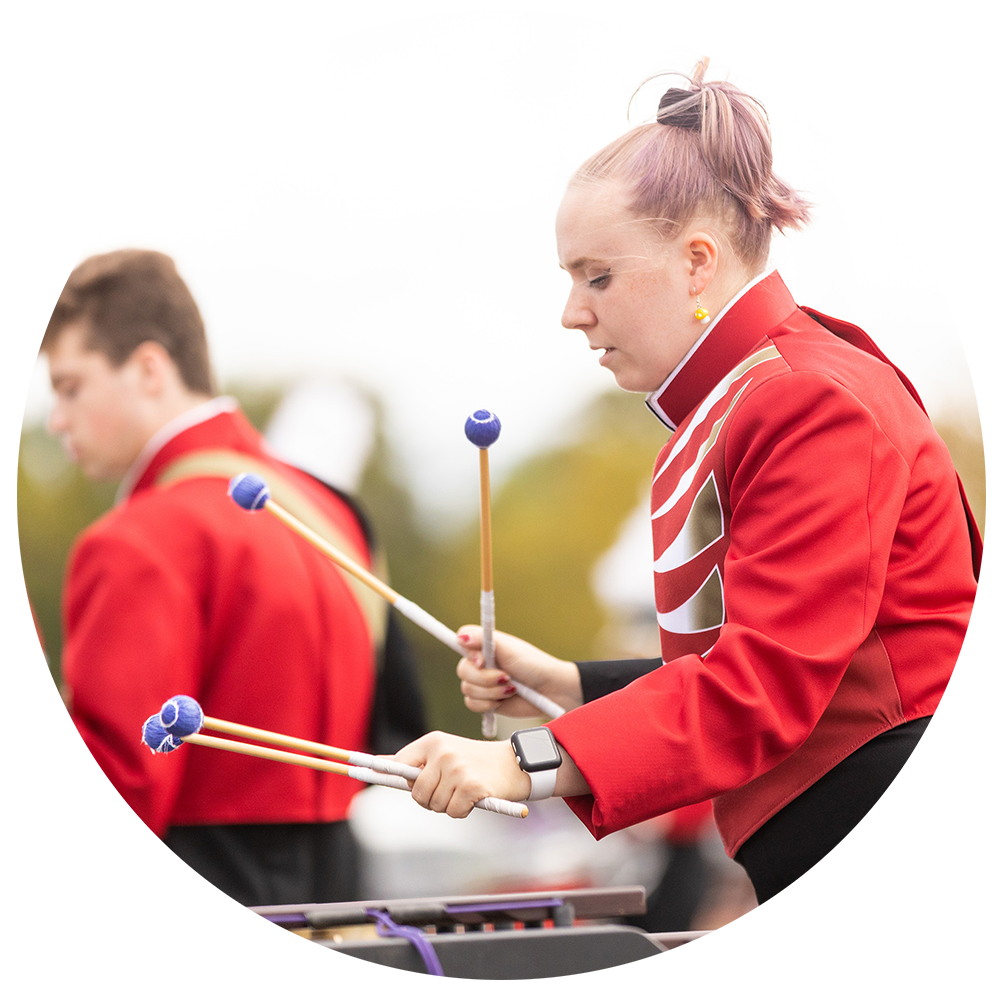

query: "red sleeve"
(552, 372), (911, 837)
(62, 524), (206, 838)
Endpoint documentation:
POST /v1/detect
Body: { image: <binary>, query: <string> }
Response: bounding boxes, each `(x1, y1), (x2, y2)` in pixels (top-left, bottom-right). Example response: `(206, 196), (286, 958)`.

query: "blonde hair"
(575, 59), (810, 273)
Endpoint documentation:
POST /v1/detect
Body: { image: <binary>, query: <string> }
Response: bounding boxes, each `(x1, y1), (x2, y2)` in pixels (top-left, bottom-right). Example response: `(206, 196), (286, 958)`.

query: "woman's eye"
(588, 270), (611, 288)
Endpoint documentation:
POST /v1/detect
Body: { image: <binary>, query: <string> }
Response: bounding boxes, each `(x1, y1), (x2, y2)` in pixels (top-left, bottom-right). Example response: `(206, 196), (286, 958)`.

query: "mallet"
(142, 712), (415, 790)
(465, 409), (501, 739)
(227, 472), (565, 719)
(145, 695), (530, 819)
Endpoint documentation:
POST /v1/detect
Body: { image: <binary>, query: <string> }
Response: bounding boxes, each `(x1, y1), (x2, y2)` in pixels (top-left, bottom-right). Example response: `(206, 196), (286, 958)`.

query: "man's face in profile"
(46, 322), (152, 482)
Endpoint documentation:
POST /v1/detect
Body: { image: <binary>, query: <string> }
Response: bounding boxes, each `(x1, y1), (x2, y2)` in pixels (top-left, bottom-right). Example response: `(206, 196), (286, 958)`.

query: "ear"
(684, 229), (720, 296)
(129, 340), (178, 397)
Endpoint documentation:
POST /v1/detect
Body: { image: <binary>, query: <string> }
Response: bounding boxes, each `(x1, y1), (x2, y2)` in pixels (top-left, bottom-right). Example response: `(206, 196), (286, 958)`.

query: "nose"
(561, 286), (596, 332)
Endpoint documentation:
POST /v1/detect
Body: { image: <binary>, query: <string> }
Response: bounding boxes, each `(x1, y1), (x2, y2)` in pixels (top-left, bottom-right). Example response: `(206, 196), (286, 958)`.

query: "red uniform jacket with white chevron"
(552, 271), (980, 857)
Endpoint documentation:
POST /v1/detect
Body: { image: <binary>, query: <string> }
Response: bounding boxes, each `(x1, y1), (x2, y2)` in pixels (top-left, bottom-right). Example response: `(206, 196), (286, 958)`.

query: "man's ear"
(685, 229), (720, 295)
(129, 340), (177, 397)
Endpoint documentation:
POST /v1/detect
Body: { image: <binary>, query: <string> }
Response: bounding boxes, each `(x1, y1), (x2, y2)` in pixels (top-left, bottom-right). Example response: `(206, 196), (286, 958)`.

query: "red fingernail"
(458, 633), (471, 643)
(504, 685), (518, 695)
(497, 675), (510, 684)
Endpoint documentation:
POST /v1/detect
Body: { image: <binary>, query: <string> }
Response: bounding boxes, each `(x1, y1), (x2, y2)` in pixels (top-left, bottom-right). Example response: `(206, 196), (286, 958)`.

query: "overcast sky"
(17, 0), (997, 512)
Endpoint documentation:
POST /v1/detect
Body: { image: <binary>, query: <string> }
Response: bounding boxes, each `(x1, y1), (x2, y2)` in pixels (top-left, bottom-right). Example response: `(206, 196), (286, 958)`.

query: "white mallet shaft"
(479, 446), (498, 739)
(262, 496), (565, 718)
(480, 590), (497, 738)
(203, 714), (485, 787)
(182, 731), (529, 819)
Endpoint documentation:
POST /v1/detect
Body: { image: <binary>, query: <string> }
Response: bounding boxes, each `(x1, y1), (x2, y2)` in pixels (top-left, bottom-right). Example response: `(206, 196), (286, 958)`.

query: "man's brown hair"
(43, 249), (215, 395)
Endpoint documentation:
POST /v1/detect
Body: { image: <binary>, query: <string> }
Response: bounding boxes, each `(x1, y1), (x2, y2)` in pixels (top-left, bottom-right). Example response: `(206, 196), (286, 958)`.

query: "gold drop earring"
(694, 296), (710, 323)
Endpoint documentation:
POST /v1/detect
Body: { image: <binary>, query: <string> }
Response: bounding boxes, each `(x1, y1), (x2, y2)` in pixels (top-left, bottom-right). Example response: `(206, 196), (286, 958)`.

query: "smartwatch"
(510, 726), (562, 801)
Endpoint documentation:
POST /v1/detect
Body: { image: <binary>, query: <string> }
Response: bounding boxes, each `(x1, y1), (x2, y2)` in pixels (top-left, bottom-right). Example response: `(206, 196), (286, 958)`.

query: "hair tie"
(657, 88), (702, 130)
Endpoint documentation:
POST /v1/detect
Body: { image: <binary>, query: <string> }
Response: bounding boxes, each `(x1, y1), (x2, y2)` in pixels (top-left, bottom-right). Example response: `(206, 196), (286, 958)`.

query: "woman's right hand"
(455, 626), (584, 719)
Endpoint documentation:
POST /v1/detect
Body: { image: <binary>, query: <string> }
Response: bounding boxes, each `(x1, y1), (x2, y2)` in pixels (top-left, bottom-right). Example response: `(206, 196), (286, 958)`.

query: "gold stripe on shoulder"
(157, 450), (388, 651)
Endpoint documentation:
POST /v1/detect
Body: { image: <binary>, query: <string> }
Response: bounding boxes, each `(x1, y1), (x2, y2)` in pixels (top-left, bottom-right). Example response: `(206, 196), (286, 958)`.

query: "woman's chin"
(611, 369), (657, 394)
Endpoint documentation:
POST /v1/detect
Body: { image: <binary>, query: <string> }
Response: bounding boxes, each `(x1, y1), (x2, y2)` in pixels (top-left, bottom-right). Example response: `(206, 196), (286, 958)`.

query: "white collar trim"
(645, 268), (775, 426)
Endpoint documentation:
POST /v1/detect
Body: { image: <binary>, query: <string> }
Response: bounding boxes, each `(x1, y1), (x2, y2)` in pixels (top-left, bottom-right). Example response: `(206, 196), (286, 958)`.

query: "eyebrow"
(561, 256), (602, 272)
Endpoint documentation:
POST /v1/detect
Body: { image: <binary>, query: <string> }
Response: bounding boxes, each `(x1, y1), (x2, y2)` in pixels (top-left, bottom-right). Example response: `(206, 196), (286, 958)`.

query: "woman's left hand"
(393, 731), (530, 818)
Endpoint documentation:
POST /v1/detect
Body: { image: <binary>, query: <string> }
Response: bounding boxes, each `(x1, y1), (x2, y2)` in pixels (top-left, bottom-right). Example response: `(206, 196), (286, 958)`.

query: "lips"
(598, 347), (616, 367)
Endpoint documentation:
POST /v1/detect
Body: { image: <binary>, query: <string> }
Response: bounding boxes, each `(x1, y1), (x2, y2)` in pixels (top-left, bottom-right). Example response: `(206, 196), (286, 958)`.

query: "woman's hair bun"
(589, 57), (811, 271)
(656, 88), (703, 130)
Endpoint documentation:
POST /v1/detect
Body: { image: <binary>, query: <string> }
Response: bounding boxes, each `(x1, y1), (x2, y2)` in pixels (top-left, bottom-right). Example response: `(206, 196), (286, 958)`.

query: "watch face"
(512, 727), (562, 772)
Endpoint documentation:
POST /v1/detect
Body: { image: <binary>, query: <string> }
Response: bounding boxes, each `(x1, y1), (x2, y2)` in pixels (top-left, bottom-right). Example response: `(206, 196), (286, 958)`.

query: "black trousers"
(736, 715), (986, 979)
(164, 819), (360, 907)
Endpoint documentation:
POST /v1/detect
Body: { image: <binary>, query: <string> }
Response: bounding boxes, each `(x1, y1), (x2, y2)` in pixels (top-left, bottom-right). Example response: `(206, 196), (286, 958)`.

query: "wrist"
(501, 740), (532, 802)
(539, 660), (584, 713)
(510, 726), (563, 801)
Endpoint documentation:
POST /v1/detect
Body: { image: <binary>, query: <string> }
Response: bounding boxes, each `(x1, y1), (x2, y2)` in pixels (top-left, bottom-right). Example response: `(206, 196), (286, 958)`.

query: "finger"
(457, 653), (486, 679)
(408, 762), (444, 810)
(460, 674), (517, 714)
(457, 656), (510, 688)
(444, 790), (477, 819)
(461, 676), (517, 703)
(429, 780), (458, 815)
(393, 730), (447, 771)
(472, 693), (550, 719)
(462, 691), (505, 714)
(457, 625), (483, 650)
(392, 738), (426, 766)
(425, 760), (466, 815)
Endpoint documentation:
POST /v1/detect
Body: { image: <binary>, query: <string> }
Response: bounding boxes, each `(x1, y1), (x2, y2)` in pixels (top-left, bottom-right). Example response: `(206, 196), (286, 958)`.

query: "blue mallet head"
(464, 409), (501, 449)
(228, 473), (271, 511)
(159, 695), (205, 737)
(142, 714), (183, 753)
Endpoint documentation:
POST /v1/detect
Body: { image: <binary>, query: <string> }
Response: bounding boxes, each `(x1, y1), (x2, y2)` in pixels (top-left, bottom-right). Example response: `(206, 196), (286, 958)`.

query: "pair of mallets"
(142, 695), (528, 818)
(227, 410), (564, 727)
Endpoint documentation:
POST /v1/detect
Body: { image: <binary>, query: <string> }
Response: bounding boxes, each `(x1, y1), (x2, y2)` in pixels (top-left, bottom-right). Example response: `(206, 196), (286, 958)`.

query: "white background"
(11, 3), (987, 513)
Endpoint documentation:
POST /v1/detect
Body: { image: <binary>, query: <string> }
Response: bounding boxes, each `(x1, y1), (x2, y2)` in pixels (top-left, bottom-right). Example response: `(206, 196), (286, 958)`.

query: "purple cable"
(366, 908), (445, 977)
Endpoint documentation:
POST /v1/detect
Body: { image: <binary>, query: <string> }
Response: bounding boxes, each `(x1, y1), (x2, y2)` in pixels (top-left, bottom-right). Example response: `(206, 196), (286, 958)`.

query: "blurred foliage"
(17, 432), (116, 679)
(351, 397), (461, 733)
(17, 380), (988, 738)
(227, 384), (285, 435)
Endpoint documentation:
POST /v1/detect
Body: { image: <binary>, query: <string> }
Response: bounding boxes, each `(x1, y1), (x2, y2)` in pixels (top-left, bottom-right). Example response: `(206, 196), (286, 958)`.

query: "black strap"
(311, 475), (428, 754)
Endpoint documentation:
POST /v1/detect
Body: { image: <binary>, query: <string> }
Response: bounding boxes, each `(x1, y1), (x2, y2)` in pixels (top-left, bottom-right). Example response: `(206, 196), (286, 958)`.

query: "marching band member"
(395, 61), (981, 904)
(42, 249), (424, 906)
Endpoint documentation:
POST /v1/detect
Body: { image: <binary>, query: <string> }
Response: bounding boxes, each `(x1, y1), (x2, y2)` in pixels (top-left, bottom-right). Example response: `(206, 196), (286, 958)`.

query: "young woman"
(394, 61), (982, 903)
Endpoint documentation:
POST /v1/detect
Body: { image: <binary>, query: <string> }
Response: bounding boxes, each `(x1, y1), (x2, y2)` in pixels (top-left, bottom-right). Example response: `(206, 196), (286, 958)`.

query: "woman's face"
(556, 179), (707, 394)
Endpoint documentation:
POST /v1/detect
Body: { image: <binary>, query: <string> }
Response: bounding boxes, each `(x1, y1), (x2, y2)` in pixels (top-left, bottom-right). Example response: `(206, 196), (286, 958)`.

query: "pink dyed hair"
(575, 60), (811, 273)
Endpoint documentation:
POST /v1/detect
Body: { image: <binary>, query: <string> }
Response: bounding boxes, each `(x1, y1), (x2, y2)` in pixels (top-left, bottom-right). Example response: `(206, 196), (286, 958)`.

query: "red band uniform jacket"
(62, 403), (378, 839)
(550, 272), (981, 857)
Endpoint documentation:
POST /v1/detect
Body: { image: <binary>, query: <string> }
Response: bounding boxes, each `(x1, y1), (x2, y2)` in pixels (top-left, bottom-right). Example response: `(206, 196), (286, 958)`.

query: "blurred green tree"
(17, 430), (116, 683)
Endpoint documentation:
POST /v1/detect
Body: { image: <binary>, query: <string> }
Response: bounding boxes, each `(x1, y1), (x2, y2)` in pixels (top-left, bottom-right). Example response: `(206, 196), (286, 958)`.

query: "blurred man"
(42, 249), (424, 906)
